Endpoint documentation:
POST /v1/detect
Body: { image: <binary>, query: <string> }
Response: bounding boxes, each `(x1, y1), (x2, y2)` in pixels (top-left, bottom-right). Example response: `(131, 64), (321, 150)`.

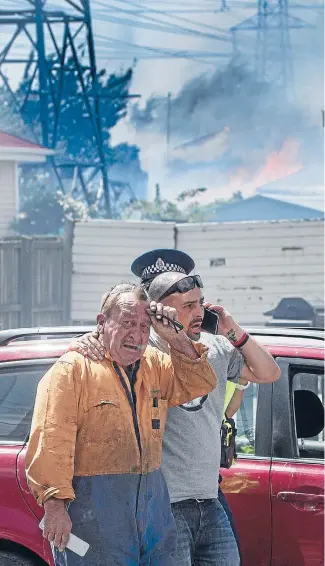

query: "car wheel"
(0, 552), (39, 566)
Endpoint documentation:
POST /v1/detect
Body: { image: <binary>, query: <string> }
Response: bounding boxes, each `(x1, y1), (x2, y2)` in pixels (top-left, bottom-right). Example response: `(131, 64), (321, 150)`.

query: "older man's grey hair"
(100, 282), (147, 317)
(146, 272), (190, 302)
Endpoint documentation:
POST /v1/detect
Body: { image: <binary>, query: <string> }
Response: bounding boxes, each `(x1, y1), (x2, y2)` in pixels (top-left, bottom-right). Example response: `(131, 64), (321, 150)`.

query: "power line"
(92, 0), (230, 35)
(91, 0), (233, 44)
(92, 8), (221, 14)
(95, 33), (231, 66)
(91, 0), (258, 51)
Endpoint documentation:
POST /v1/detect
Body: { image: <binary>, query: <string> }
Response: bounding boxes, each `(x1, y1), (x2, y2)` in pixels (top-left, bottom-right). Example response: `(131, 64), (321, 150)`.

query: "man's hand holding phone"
(203, 303), (246, 345)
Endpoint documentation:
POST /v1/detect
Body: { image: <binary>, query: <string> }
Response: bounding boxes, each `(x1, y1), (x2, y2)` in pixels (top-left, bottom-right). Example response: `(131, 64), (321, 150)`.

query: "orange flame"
(252, 138), (302, 188)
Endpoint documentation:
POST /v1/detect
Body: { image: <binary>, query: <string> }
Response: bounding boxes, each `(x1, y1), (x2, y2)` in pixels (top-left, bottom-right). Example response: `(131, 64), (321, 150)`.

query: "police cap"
(131, 248), (195, 282)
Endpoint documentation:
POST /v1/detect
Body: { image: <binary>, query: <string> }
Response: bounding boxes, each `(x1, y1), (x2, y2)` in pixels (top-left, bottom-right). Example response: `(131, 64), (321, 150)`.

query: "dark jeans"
(171, 498), (240, 566)
(218, 473), (241, 562)
(218, 487), (241, 559)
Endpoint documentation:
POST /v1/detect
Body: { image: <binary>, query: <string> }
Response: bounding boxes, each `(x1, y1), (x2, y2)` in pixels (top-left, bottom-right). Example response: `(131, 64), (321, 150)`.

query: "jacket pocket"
(80, 396), (123, 449)
(151, 398), (168, 439)
(149, 398), (168, 468)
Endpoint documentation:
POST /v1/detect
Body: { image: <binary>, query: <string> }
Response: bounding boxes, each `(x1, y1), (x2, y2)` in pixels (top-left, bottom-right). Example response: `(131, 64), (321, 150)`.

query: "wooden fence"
(0, 230), (72, 330)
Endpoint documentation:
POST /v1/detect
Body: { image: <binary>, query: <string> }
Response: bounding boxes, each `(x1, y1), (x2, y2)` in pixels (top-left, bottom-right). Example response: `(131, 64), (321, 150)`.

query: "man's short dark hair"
(100, 283), (147, 318)
(145, 272), (188, 302)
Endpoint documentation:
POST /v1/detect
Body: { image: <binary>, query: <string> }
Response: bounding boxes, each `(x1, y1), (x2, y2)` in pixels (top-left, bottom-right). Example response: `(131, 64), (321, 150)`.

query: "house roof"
(214, 195), (324, 222)
(255, 167), (324, 210)
(0, 130), (54, 163)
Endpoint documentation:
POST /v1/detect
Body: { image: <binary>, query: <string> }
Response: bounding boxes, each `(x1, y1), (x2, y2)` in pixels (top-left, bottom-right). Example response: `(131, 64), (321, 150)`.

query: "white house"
(0, 131), (54, 237)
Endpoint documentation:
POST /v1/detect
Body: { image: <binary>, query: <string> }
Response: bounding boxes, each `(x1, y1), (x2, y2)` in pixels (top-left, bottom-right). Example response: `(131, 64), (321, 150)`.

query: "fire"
(252, 138), (302, 188)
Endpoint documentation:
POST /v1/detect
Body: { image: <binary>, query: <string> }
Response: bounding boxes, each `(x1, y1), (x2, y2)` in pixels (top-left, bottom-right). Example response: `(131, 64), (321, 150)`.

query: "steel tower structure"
(0, 0), (127, 216)
(231, 0), (312, 92)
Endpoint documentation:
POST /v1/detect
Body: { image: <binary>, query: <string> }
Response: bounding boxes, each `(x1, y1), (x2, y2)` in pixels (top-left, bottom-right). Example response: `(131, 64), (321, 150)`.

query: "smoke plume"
(129, 58), (323, 203)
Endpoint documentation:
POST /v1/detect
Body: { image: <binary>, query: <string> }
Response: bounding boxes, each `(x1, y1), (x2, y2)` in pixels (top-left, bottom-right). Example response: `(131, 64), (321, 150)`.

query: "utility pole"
(220, 0), (230, 12)
(166, 92), (172, 156)
(155, 183), (161, 207)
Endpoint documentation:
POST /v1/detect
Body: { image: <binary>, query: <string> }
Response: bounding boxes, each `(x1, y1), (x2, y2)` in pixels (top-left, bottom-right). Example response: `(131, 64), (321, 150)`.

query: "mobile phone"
(201, 308), (219, 335)
(39, 518), (90, 557)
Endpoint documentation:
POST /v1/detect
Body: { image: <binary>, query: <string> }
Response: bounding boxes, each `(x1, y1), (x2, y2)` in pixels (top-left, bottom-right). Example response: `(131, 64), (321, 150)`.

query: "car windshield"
(0, 363), (52, 443)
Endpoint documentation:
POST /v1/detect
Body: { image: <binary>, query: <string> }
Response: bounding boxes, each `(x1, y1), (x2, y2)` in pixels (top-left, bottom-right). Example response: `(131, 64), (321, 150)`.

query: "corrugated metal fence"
(1, 219), (323, 329)
(0, 233), (71, 330)
(72, 220), (175, 323)
(177, 220), (324, 325)
(71, 219), (324, 326)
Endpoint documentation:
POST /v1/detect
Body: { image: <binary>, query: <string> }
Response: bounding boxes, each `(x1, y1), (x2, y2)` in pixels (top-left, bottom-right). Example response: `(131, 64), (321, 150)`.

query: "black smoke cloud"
(130, 59), (323, 184)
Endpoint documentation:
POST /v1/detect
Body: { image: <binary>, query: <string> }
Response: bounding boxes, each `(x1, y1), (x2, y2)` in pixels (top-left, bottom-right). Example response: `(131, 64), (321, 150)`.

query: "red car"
(0, 327), (324, 566)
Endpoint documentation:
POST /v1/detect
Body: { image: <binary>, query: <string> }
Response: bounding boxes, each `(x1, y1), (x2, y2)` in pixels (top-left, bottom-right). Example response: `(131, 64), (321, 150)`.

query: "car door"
(222, 381), (273, 566)
(0, 358), (55, 565)
(270, 357), (324, 566)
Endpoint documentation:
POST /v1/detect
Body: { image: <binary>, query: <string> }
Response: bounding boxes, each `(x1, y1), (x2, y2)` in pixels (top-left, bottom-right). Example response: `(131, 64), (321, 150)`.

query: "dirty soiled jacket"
(26, 343), (216, 506)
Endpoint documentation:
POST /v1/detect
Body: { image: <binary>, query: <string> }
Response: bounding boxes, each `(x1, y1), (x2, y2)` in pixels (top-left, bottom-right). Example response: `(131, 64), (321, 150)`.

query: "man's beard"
(187, 319), (203, 341)
(187, 328), (201, 341)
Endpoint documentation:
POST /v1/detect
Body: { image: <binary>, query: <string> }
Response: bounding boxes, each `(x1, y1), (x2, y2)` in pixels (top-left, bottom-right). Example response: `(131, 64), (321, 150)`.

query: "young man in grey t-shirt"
(73, 250), (280, 566)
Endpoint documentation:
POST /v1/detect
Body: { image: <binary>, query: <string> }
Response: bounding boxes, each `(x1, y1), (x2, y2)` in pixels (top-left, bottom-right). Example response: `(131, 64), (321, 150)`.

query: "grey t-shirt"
(149, 330), (244, 503)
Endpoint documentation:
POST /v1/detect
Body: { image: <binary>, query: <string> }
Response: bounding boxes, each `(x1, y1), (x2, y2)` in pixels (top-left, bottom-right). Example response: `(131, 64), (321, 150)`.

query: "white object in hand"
(39, 517), (90, 557)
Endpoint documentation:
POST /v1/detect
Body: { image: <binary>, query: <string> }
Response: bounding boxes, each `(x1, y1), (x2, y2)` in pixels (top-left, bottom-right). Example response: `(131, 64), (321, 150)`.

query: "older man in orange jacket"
(26, 282), (216, 566)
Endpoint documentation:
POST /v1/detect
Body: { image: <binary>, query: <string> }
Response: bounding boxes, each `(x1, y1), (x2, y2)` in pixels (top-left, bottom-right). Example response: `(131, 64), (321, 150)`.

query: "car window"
(0, 363), (52, 443)
(292, 370), (324, 460)
(234, 383), (258, 456)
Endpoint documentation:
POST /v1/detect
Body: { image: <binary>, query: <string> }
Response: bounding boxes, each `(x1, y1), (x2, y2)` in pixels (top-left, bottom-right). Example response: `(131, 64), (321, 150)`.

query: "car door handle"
(277, 492), (324, 510)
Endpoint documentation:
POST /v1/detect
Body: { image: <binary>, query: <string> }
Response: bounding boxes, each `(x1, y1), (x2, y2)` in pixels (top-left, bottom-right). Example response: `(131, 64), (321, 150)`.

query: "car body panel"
(222, 458), (272, 566)
(0, 340), (71, 362)
(16, 447), (55, 565)
(0, 328), (323, 565)
(270, 356), (324, 566)
(270, 460), (324, 566)
(0, 445), (53, 564)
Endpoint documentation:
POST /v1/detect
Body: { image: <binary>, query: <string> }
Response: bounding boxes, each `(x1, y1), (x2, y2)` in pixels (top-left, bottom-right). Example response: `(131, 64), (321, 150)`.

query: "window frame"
(291, 366), (324, 460)
(235, 380), (273, 460)
(0, 358), (57, 445)
(272, 357), (324, 462)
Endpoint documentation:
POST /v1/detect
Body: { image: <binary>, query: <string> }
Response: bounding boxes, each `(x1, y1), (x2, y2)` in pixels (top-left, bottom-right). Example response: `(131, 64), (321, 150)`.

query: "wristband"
(232, 332), (250, 349)
(235, 381), (250, 391)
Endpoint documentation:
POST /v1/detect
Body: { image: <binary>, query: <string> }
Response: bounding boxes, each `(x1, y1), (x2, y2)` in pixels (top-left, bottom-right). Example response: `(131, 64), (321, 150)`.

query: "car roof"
(0, 325), (323, 343)
(0, 326), (95, 346)
(0, 326), (323, 364)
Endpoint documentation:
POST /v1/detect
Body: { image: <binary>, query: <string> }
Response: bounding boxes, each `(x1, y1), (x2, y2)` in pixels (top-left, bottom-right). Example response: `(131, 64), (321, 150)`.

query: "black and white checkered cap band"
(141, 263), (186, 280)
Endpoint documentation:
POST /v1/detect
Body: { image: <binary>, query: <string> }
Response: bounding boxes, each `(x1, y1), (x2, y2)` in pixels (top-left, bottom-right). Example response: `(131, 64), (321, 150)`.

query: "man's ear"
(97, 313), (105, 334)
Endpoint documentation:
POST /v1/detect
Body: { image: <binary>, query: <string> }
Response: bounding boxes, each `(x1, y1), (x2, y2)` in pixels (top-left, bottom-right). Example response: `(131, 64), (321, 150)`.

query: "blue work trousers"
(53, 469), (177, 566)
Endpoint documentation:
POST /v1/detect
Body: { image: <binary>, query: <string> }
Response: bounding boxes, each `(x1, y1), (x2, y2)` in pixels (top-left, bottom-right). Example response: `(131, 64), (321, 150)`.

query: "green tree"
(0, 55), (147, 233)
(16, 59), (136, 164)
(122, 188), (243, 223)
(12, 169), (91, 235)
